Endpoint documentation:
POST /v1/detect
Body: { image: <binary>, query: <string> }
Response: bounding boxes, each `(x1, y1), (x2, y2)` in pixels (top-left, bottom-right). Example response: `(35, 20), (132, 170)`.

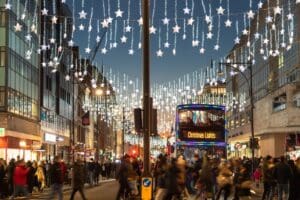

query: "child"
(253, 166), (262, 188)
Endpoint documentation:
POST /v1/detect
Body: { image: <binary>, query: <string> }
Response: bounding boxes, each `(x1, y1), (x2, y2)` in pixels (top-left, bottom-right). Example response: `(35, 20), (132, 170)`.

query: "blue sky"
(67, 0), (264, 84)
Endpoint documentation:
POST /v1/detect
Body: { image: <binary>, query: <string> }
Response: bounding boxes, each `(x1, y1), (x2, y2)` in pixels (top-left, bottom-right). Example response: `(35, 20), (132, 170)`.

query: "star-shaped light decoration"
(85, 47), (91, 54)
(101, 19), (109, 28)
(138, 42), (142, 49)
(297, 0), (300, 4)
(5, 3), (12, 10)
(247, 10), (255, 19)
(225, 19), (232, 27)
(206, 32), (213, 39)
(156, 49), (163, 57)
(14, 23), (22, 32)
(149, 25), (157, 34)
(125, 25), (131, 32)
(183, 7), (191, 15)
(88, 25), (92, 32)
(49, 38), (56, 44)
(280, 29), (285, 35)
(274, 6), (282, 15)
(128, 49), (134, 55)
(25, 34), (32, 42)
(162, 17), (170, 25)
(52, 16), (58, 24)
(192, 40), (199, 47)
(120, 36), (127, 43)
(41, 8), (48, 15)
(68, 40), (74, 47)
(287, 13), (293, 20)
(79, 24), (85, 30)
(234, 37), (240, 44)
(187, 17), (194, 25)
(172, 49), (176, 55)
(101, 48), (107, 54)
(172, 24), (180, 33)
(58, 46), (63, 52)
(96, 36), (101, 43)
(242, 29), (248, 35)
(21, 14), (26, 20)
(205, 15), (211, 24)
(164, 42), (170, 48)
(42, 62), (47, 67)
(31, 24), (37, 33)
(254, 32), (260, 39)
(281, 42), (286, 48)
(265, 16), (273, 23)
(115, 9), (124, 18)
(79, 10), (87, 19)
(182, 34), (187, 40)
(107, 17), (113, 24)
(258, 1), (263, 8)
(138, 17), (143, 26)
(208, 24), (213, 32)
(41, 44), (47, 51)
(216, 6), (225, 15)
(112, 42), (118, 48)
(199, 48), (205, 54)
(25, 50), (32, 60)
(213, 44), (220, 51)
(263, 38), (269, 44)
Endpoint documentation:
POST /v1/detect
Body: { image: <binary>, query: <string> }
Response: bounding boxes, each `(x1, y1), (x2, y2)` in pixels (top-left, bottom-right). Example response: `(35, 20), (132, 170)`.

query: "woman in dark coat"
(26, 161), (36, 194)
(288, 160), (300, 200)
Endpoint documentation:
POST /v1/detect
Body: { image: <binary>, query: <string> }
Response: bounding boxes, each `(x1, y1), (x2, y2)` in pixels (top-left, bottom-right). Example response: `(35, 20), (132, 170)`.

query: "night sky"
(66, 0), (264, 84)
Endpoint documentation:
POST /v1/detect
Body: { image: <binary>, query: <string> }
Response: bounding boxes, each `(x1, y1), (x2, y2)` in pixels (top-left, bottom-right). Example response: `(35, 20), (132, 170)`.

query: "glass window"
(0, 67), (5, 86)
(0, 28), (5, 46)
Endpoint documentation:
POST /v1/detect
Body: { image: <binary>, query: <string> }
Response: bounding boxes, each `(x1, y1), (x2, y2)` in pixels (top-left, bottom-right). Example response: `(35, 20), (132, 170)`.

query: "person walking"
(273, 156), (292, 200)
(10, 160), (30, 200)
(26, 161), (36, 195)
(262, 156), (275, 200)
(0, 159), (6, 199)
(116, 155), (131, 200)
(48, 156), (63, 200)
(70, 159), (87, 200)
(7, 159), (15, 196)
(35, 162), (46, 192)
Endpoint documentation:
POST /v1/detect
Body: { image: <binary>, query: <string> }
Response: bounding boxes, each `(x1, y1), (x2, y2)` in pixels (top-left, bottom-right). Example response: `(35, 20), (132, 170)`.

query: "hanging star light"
(258, 1), (263, 8)
(85, 47), (91, 54)
(192, 40), (199, 47)
(199, 47), (205, 54)
(234, 37), (240, 44)
(206, 32), (213, 39)
(96, 35), (101, 43)
(162, 17), (170, 25)
(120, 36), (127, 43)
(101, 19), (109, 28)
(79, 10), (87, 19)
(274, 6), (282, 15)
(14, 23), (22, 32)
(113, 42), (118, 48)
(287, 13), (293, 20)
(164, 42), (170, 48)
(25, 34), (32, 42)
(128, 49), (134, 55)
(205, 15), (211, 24)
(107, 17), (113, 24)
(187, 17), (194, 25)
(115, 9), (123, 18)
(183, 7), (190, 14)
(216, 6), (225, 15)
(49, 38), (56, 44)
(242, 29), (248, 35)
(263, 38), (269, 44)
(149, 25), (157, 34)
(41, 8), (48, 15)
(214, 44), (220, 50)
(52, 16), (58, 24)
(138, 17), (143, 26)
(79, 24), (85, 30)
(5, 3), (11, 10)
(182, 34), (187, 40)
(265, 16), (273, 23)
(156, 49), (163, 57)
(68, 40), (74, 47)
(247, 10), (255, 19)
(172, 24), (180, 33)
(254, 32), (260, 39)
(101, 47), (107, 54)
(125, 25), (131, 32)
(225, 19), (232, 27)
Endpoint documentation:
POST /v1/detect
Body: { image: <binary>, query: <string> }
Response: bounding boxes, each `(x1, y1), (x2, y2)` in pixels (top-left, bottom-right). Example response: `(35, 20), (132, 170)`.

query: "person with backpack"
(48, 156), (63, 200)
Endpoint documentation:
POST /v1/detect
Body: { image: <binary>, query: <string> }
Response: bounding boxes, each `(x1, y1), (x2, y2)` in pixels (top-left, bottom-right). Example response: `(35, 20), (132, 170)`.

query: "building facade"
(0, 0), (41, 161)
(226, 0), (300, 158)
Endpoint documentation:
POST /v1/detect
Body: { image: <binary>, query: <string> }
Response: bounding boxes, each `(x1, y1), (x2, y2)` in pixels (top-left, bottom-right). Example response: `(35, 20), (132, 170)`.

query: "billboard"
(176, 104), (225, 142)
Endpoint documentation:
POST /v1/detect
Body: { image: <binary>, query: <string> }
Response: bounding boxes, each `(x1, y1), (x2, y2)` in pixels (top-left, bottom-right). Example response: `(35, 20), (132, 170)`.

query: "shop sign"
(141, 177), (152, 200)
(0, 128), (5, 137)
(45, 133), (56, 142)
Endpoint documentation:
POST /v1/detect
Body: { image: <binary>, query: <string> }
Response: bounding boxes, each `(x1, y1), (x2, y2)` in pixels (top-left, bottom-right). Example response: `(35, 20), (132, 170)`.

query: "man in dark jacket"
(70, 159), (87, 200)
(273, 156), (292, 200)
(116, 155), (131, 200)
(48, 156), (63, 200)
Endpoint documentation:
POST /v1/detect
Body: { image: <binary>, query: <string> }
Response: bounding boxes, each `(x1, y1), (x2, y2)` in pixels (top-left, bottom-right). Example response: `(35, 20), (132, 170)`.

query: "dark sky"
(67, 0), (264, 84)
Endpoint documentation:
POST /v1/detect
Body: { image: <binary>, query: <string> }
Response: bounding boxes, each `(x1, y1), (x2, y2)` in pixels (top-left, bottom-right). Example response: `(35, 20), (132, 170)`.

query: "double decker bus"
(175, 104), (226, 159)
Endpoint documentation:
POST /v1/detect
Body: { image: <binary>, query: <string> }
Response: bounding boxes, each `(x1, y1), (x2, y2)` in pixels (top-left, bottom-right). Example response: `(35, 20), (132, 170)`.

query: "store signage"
(45, 133), (56, 142)
(187, 131), (216, 139)
(0, 128), (5, 137)
(141, 177), (152, 200)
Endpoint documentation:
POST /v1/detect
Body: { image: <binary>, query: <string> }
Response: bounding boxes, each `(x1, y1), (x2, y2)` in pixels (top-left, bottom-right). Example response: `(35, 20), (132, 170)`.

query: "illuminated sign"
(45, 133), (56, 142)
(187, 131), (216, 139)
(0, 128), (4, 137)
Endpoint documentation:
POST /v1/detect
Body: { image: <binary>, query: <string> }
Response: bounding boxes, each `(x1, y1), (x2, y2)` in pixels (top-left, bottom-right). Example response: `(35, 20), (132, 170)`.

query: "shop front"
(41, 132), (70, 162)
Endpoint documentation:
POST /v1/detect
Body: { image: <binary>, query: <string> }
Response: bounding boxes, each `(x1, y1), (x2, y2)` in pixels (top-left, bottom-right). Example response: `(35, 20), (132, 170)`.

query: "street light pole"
(142, 0), (151, 176)
(219, 61), (255, 174)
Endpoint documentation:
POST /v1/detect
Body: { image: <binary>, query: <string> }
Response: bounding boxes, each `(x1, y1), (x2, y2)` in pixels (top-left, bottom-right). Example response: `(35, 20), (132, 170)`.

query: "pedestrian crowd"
(0, 156), (116, 200)
(115, 153), (300, 200)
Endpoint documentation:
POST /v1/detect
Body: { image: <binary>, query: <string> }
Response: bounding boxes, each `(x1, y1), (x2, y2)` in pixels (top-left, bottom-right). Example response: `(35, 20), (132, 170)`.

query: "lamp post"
(95, 88), (103, 161)
(219, 61), (255, 174)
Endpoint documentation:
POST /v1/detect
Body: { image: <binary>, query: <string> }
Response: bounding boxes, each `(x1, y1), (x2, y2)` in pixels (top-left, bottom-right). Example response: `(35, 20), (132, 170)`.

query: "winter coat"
(13, 165), (29, 186)
(35, 166), (46, 187)
(72, 163), (85, 189)
(49, 162), (63, 184)
(273, 162), (292, 184)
